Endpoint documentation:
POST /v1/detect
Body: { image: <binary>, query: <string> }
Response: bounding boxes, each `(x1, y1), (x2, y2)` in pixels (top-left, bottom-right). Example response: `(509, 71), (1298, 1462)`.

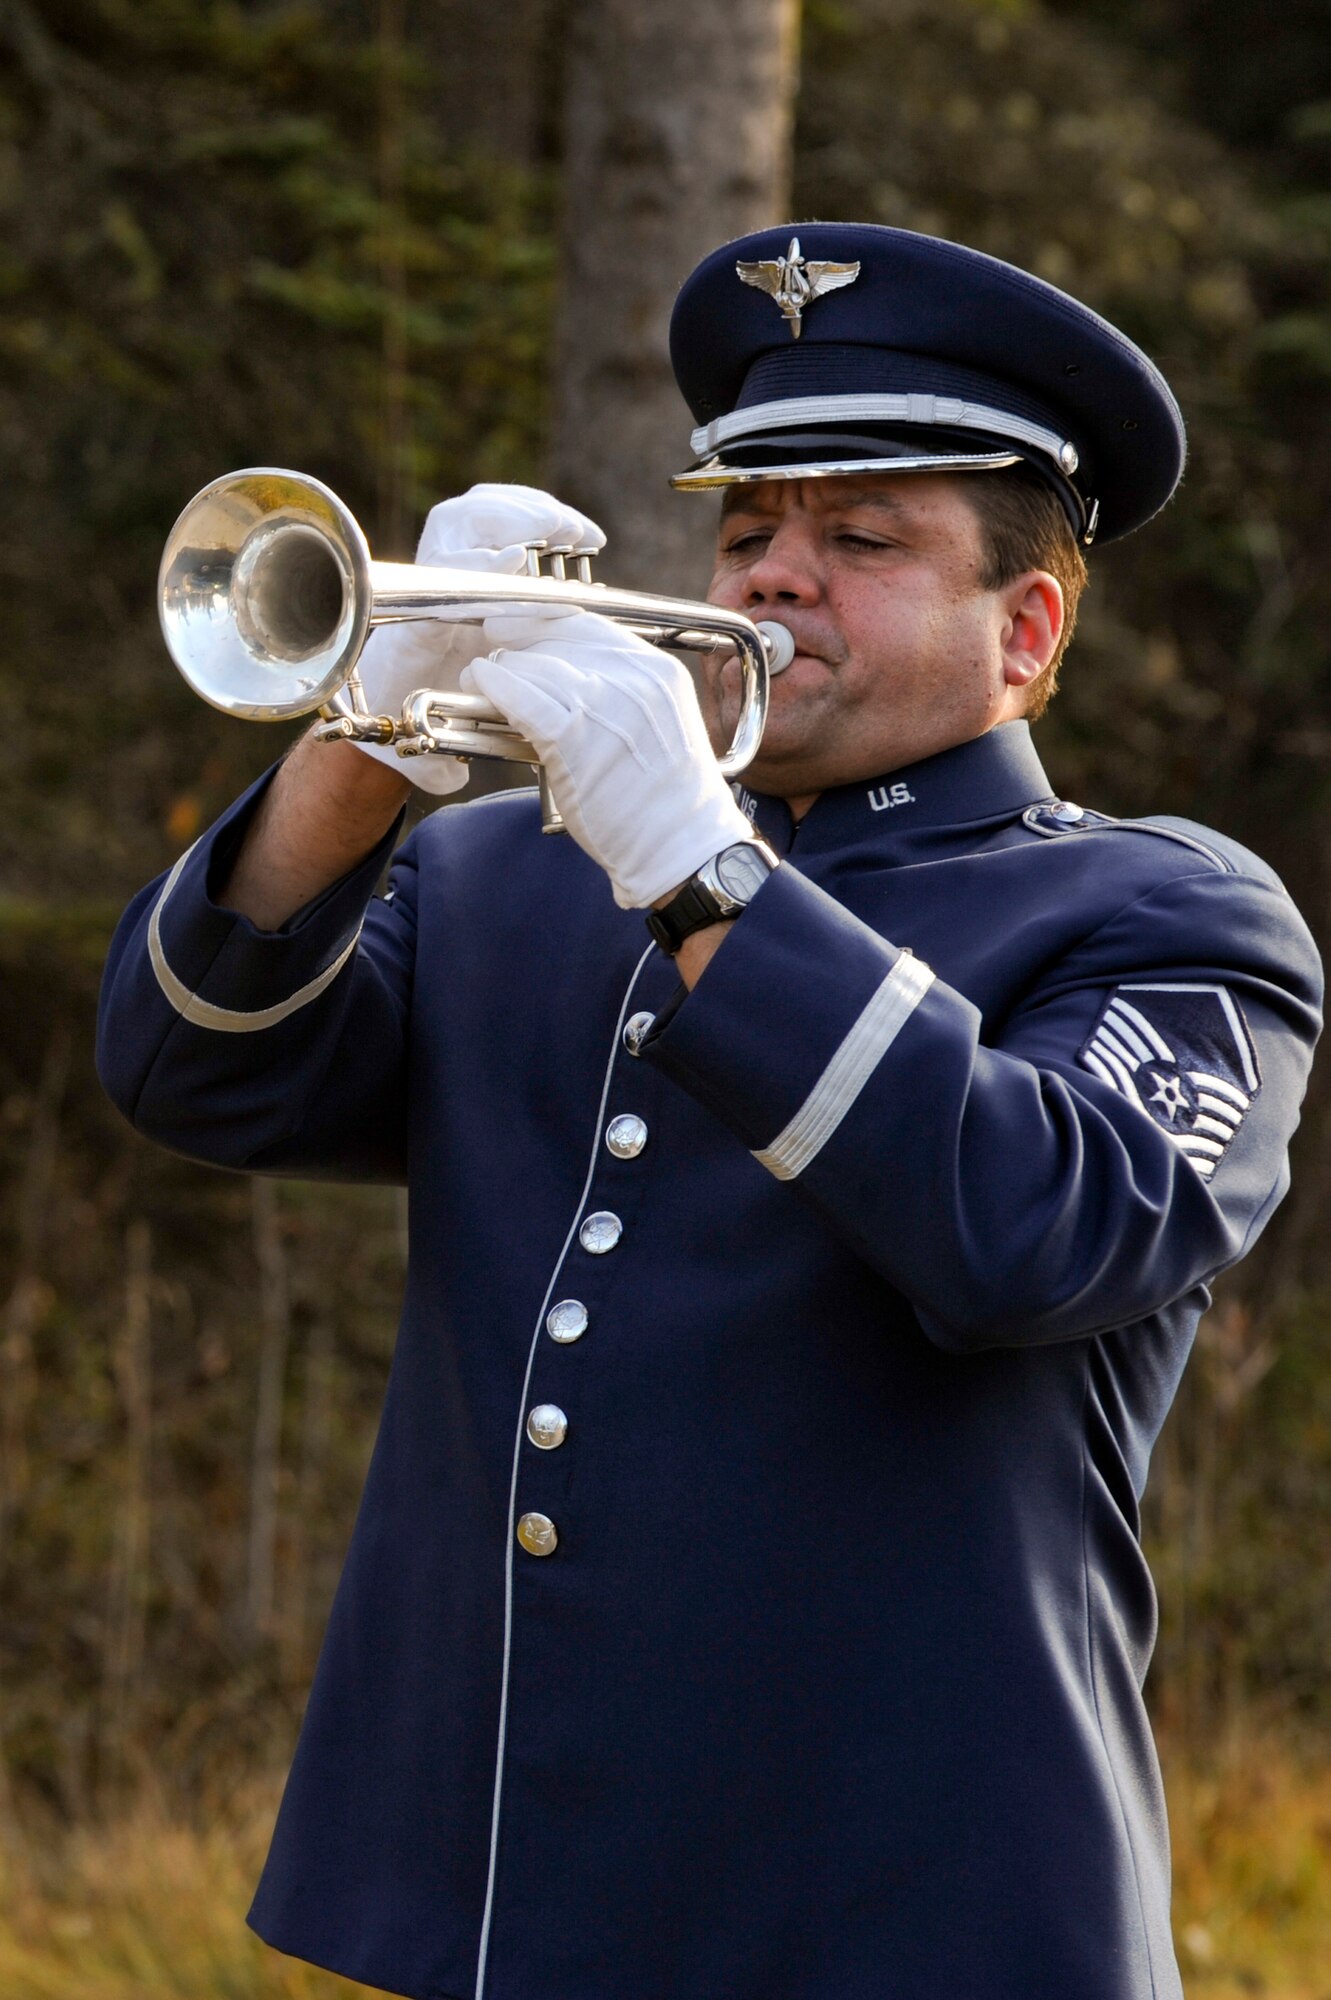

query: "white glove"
(464, 610), (755, 909)
(353, 486), (606, 795)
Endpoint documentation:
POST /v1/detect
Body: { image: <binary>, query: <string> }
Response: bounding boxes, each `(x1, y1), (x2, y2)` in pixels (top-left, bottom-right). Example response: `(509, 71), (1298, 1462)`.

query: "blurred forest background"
(4, 0), (1331, 1994)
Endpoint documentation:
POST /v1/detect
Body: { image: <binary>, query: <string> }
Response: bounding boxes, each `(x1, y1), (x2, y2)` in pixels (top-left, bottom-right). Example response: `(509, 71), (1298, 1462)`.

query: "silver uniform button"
(605, 1113), (648, 1159)
(623, 1011), (655, 1056)
(1050, 799), (1085, 822)
(526, 1404), (568, 1450)
(517, 1511), (558, 1556)
(547, 1299), (589, 1343)
(579, 1210), (622, 1254)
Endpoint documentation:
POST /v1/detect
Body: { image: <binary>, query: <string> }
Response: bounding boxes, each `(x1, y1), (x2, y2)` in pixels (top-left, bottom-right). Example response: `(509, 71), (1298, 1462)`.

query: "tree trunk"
(549, 0), (800, 595)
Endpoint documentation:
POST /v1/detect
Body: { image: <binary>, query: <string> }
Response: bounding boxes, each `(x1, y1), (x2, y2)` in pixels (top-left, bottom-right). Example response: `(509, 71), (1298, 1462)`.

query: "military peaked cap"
(669, 223), (1186, 544)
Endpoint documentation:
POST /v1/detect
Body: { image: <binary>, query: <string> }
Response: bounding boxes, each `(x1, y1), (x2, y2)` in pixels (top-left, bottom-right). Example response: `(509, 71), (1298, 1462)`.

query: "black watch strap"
(646, 879), (729, 957)
(646, 838), (778, 956)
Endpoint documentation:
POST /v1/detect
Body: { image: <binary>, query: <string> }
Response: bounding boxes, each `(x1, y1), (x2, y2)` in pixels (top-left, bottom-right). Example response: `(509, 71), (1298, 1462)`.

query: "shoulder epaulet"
(1021, 801), (1233, 873)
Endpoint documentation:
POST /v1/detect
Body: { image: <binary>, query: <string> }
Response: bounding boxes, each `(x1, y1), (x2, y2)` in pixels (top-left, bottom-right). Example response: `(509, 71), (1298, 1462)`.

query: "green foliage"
(0, 0), (553, 903)
(1145, 1284), (1331, 1735)
(796, 0), (1331, 1265)
(0, 911), (402, 1811)
(4, 0), (1331, 1831)
(795, 0), (1331, 1749)
(798, 0), (1307, 805)
(0, 0), (555, 1817)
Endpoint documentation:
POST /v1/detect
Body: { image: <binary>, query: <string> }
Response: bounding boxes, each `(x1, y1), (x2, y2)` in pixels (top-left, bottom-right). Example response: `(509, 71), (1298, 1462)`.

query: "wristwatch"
(646, 837), (779, 956)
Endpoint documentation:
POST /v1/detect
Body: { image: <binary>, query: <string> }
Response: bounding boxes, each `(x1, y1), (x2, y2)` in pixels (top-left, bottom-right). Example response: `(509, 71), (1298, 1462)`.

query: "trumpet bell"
(158, 468), (373, 721)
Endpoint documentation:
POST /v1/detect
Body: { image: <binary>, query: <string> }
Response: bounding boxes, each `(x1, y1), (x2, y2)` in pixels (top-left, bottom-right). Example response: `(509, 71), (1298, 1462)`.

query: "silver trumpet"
(158, 467), (795, 833)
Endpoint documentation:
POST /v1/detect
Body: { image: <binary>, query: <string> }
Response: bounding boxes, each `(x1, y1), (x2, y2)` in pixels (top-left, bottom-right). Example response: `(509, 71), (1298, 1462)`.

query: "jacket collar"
(741, 720), (1056, 857)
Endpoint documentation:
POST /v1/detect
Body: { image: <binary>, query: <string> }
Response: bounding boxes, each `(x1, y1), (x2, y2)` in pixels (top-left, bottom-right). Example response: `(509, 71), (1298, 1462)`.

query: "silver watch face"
(704, 841), (776, 909)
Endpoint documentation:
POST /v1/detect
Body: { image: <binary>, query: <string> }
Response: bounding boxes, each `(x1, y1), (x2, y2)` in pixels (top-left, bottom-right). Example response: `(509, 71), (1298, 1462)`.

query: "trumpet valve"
(521, 539), (598, 585)
(313, 711), (397, 746)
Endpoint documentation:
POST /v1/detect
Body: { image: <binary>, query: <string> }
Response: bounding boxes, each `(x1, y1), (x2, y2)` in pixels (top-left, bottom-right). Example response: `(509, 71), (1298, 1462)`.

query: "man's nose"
(742, 523), (823, 606)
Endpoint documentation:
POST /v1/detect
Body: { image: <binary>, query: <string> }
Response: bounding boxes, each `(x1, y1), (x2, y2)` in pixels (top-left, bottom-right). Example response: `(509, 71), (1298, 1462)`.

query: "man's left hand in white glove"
(464, 610), (757, 910)
(353, 486), (605, 797)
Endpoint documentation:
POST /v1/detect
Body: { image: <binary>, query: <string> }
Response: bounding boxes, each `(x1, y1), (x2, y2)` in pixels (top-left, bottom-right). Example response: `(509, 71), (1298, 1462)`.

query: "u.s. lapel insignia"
(735, 236), (860, 339)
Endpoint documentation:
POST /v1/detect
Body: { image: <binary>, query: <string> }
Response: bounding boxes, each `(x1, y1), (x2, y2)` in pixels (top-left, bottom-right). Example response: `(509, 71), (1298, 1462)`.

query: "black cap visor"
(670, 425), (1091, 540)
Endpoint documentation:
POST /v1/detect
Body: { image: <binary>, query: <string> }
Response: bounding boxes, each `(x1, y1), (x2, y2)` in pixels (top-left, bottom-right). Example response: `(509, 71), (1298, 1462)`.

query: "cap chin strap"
(670, 450), (1020, 489)
(689, 391), (1079, 477)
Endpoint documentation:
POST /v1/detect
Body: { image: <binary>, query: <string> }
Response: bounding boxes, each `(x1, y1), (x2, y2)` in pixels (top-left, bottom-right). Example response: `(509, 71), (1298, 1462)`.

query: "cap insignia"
(735, 236), (860, 339)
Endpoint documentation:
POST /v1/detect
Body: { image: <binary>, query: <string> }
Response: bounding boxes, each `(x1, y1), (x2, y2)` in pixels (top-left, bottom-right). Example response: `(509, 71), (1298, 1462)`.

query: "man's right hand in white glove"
(465, 610), (757, 910)
(353, 485), (606, 796)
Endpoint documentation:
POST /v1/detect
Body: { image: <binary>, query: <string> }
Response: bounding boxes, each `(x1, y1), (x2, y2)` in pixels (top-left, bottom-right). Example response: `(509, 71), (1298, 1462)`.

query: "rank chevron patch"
(1077, 983), (1261, 1181)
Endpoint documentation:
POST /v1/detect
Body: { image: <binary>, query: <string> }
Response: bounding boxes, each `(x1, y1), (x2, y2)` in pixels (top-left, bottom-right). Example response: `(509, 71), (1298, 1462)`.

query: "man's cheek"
(705, 564), (741, 610)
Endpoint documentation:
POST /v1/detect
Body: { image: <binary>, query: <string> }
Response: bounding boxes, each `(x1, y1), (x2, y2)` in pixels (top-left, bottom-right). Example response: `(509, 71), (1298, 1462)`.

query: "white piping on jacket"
(474, 942), (656, 1997)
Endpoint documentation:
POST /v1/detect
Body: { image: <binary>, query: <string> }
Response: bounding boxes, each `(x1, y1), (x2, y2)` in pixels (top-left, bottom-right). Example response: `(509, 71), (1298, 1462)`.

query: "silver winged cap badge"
(735, 235), (861, 338)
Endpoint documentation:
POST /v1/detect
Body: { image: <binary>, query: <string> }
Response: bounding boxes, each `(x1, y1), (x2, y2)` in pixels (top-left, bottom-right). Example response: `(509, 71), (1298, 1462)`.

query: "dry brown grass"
(1162, 1731), (1331, 2000)
(0, 1785), (380, 1999)
(0, 1734), (1328, 1998)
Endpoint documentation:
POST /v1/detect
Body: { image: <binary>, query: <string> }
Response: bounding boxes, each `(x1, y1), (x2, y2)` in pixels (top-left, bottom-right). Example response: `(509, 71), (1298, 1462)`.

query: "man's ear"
(1000, 571), (1064, 688)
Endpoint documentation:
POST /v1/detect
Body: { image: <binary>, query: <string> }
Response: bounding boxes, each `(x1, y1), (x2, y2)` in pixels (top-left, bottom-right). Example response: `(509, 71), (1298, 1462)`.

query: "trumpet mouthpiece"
(757, 622), (796, 675)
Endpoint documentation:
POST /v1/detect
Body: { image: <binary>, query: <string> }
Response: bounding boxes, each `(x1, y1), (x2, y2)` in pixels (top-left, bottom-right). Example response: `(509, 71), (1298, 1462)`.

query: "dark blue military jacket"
(97, 721), (1321, 2000)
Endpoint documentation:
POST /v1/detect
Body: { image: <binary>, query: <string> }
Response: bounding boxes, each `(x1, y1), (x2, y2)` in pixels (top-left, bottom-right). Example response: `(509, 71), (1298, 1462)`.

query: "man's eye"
(722, 530), (770, 555)
(836, 530), (891, 550)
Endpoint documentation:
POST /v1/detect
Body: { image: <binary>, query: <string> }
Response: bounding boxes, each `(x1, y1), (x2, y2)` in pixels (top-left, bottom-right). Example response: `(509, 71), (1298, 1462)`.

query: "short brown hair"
(960, 468), (1089, 720)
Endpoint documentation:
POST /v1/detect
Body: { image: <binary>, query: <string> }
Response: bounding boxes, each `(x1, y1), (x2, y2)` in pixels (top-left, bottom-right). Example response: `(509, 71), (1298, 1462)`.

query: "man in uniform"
(98, 227), (1321, 2000)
